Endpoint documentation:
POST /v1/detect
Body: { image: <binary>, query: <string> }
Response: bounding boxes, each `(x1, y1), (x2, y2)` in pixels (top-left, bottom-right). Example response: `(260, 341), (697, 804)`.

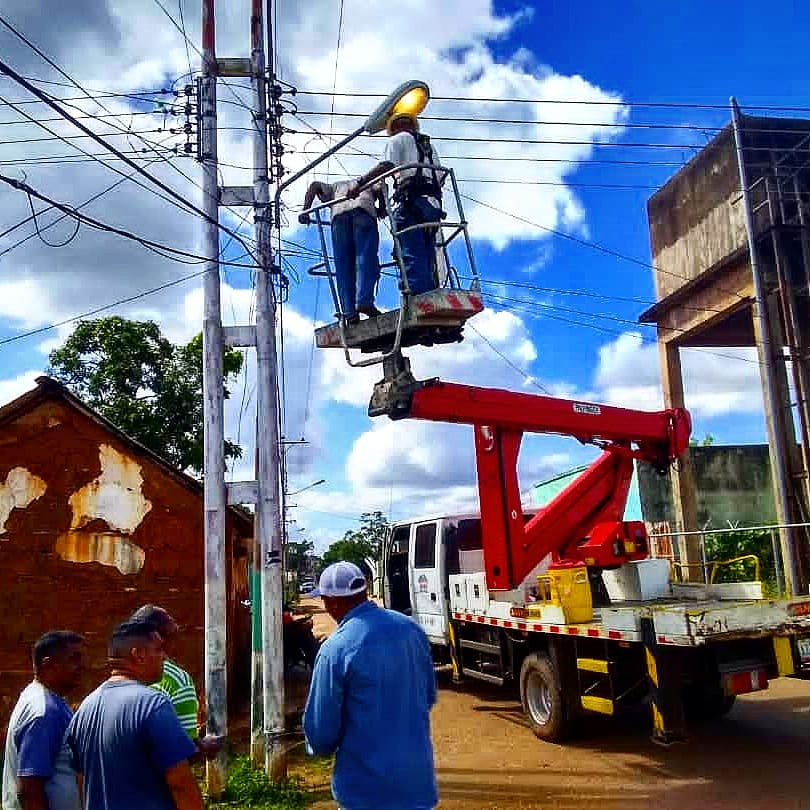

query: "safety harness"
(393, 132), (443, 204)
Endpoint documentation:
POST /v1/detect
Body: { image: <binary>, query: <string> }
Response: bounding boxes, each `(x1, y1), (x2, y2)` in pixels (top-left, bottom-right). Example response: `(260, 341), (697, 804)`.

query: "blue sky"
(0, 0), (806, 550)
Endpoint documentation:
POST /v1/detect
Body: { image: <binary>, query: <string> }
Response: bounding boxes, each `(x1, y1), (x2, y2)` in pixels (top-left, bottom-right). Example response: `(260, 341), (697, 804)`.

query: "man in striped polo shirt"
(128, 604), (231, 756)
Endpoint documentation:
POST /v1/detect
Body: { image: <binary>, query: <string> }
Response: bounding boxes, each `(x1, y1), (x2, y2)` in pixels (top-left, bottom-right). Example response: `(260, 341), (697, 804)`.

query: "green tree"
(322, 511), (390, 567)
(690, 433), (715, 448)
(322, 537), (373, 569)
(49, 317), (244, 473)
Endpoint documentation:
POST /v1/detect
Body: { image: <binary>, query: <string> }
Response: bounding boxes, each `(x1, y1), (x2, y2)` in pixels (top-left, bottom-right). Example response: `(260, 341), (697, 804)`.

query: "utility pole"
(252, 0), (287, 781)
(198, 0), (287, 782)
(200, 0), (228, 796)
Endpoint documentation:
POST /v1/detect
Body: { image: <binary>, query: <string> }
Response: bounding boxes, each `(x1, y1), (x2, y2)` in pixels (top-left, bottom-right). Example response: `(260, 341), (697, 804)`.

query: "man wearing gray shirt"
(299, 179), (383, 323)
(2, 631), (85, 810)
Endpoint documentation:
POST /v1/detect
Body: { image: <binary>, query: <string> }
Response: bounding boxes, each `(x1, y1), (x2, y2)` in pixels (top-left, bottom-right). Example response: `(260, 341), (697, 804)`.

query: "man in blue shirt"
(304, 561), (438, 810)
(2, 630), (85, 810)
(65, 620), (203, 810)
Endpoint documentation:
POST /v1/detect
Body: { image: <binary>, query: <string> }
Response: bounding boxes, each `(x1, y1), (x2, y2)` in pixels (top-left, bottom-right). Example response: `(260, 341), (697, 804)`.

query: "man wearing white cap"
(303, 561), (437, 810)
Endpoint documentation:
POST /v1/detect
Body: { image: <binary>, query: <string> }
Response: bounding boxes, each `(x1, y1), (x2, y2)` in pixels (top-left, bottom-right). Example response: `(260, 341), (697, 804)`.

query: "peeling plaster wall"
(55, 444), (151, 574)
(0, 398), (251, 738)
(0, 467), (46, 534)
(69, 444), (152, 533)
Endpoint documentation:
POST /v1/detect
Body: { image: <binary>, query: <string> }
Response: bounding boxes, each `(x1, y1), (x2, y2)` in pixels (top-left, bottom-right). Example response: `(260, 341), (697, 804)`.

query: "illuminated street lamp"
(274, 79), (430, 217)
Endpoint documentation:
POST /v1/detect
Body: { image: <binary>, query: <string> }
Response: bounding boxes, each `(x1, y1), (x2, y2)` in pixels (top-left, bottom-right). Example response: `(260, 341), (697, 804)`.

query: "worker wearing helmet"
(351, 112), (444, 297)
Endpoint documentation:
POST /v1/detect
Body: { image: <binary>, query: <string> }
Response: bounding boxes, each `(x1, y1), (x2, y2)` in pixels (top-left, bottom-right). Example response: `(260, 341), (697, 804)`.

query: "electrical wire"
(469, 324), (550, 394)
(0, 56), (259, 265)
(295, 88), (810, 113)
(0, 269), (206, 348)
(176, 0), (194, 81)
(0, 171), (257, 268)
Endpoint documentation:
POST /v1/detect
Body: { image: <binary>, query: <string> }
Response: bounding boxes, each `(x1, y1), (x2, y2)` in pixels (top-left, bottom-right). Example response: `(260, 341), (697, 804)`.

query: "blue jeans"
(392, 196), (442, 295)
(330, 209), (380, 318)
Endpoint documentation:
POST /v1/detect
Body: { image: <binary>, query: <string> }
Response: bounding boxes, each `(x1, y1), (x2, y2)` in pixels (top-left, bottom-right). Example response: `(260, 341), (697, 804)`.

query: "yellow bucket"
(537, 565), (593, 624)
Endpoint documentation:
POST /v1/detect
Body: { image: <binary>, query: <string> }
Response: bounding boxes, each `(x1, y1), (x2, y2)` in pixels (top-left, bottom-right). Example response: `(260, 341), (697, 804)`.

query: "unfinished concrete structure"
(641, 110), (810, 592)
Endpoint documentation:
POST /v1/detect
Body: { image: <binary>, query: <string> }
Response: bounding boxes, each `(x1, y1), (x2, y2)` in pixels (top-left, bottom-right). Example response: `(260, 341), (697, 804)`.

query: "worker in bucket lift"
(351, 111), (445, 297)
(299, 178), (385, 324)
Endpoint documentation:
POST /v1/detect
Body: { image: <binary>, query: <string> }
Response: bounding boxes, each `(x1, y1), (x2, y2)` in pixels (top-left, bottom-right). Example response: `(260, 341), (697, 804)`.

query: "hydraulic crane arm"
(370, 360), (691, 590)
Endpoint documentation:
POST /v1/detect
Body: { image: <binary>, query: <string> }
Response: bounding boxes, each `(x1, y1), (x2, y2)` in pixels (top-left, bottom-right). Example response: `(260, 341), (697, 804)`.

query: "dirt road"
(300, 599), (810, 809)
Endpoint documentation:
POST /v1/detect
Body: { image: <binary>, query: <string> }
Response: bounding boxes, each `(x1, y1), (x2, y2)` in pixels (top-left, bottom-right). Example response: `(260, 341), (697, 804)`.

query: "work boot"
(358, 304), (381, 318)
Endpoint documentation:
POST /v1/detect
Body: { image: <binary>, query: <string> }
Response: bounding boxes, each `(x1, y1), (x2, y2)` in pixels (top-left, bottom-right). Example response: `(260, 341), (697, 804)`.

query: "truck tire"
(519, 652), (569, 742)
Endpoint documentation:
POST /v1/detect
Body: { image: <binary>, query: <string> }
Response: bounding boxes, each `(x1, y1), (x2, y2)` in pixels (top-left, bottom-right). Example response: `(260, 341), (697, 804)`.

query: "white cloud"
(0, 370), (42, 406)
(593, 331), (764, 419)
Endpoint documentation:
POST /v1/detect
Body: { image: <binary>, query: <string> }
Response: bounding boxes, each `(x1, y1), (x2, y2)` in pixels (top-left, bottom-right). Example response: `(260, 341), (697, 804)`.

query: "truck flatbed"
(451, 594), (810, 648)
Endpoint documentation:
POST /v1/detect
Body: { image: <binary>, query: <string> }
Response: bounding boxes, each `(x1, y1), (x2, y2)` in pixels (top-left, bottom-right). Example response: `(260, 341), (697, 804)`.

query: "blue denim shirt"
(303, 601), (438, 810)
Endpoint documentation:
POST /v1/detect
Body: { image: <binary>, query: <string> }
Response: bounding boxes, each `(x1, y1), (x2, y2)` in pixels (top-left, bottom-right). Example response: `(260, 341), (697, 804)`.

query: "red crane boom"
(371, 366), (691, 591)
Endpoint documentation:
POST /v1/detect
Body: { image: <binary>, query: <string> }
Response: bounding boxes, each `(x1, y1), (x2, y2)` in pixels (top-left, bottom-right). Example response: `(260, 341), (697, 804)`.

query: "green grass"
(205, 755), (310, 810)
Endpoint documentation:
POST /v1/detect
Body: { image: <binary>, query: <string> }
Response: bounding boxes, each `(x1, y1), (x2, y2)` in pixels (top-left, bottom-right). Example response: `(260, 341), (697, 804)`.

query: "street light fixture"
(286, 478), (326, 497)
(274, 79), (431, 219)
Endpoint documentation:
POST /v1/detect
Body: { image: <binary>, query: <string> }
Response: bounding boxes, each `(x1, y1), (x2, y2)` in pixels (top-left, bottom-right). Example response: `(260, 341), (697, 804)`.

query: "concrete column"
(658, 337), (702, 581)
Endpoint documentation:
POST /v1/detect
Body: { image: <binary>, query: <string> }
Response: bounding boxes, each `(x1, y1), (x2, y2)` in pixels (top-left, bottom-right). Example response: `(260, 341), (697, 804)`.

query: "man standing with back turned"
(299, 178), (383, 324)
(352, 112), (444, 297)
(303, 561), (438, 810)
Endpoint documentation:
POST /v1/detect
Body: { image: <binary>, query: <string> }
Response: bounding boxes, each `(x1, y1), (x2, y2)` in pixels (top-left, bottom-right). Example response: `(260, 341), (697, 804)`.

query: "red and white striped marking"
(452, 611), (638, 642)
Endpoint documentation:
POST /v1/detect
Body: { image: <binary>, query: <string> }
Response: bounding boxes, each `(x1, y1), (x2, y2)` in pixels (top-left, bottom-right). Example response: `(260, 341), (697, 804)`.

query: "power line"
(300, 129), (791, 152)
(295, 88), (810, 113)
(0, 19), (263, 265)
(293, 149), (689, 167)
(0, 54), (259, 264)
(0, 269), (206, 348)
(0, 171), (257, 268)
(314, 171), (659, 191)
(489, 293), (762, 368)
(470, 324), (550, 394)
(297, 108), (722, 132)
(176, 0), (194, 81)
(459, 192), (749, 307)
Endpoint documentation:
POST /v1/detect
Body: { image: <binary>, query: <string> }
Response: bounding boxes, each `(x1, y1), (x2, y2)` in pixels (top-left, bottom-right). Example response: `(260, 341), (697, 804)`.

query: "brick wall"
(0, 398), (251, 735)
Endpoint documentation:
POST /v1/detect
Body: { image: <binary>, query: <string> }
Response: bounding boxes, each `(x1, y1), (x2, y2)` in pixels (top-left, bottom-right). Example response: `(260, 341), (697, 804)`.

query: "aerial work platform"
(305, 163), (484, 367)
(314, 288), (484, 354)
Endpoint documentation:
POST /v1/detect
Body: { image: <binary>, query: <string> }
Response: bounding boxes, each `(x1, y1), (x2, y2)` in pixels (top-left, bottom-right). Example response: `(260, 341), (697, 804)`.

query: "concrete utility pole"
(200, 0), (228, 796)
(199, 0), (287, 784)
(251, 0), (287, 781)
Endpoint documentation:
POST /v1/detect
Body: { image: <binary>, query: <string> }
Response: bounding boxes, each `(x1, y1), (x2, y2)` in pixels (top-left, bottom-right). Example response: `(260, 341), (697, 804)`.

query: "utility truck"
(305, 158), (810, 744)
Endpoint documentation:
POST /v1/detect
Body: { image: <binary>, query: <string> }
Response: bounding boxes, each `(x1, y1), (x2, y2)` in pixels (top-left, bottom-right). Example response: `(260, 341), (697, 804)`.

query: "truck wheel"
(519, 652), (569, 742)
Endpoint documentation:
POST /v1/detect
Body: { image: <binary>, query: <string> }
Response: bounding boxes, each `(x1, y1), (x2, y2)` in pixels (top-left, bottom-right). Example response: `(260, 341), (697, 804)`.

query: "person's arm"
(17, 777), (48, 810)
(144, 696), (199, 801)
(14, 716), (62, 810)
(302, 644), (345, 756)
(164, 760), (204, 810)
(348, 162), (394, 198)
(168, 679), (199, 741)
(299, 181), (334, 224)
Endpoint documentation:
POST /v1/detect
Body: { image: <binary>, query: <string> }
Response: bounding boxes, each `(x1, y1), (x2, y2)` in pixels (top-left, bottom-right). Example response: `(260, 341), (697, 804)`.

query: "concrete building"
(636, 445), (774, 528)
(641, 112), (810, 587)
(0, 377), (252, 736)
